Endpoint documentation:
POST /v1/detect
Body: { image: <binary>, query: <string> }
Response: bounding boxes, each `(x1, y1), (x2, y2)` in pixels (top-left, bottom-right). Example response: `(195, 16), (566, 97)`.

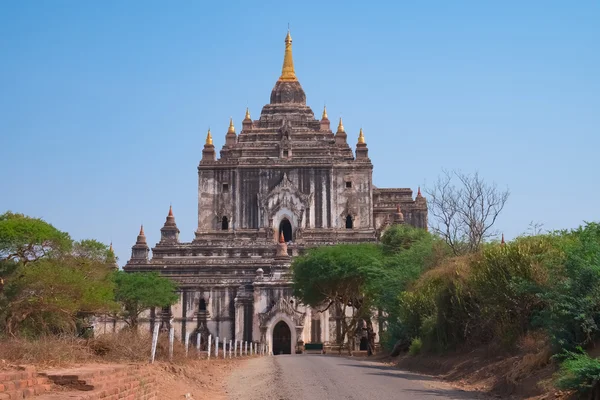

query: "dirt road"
(227, 355), (484, 400)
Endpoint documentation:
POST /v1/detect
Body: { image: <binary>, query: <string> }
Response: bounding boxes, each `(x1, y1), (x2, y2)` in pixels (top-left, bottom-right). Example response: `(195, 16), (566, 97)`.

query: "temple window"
(345, 215), (353, 229)
(222, 183), (229, 192)
(221, 216), (229, 230)
(345, 181), (352, 188)
(279, 218), (293, 242)
(199, 298), (207, 311)
(283, 150), (289, 158)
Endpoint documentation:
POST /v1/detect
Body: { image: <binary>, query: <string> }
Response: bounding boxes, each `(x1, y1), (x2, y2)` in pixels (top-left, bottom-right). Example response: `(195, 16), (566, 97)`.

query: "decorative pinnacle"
(168, 205), (173, 217)
(245, 107), (251, 120)
(228, 117), (236, 134)
(279, 231), (285, 243)
(109, 242), (114, 253)
(322, 105), (328, 120)
(279, 30), (297, 82)
(205, 128), (213, 145)
(396, 204), (401, 213)
(337, 117), (345, 133)
(139, 224), (145, 236)
(358, 128), (366, 144)
(501, 233), (506, 245)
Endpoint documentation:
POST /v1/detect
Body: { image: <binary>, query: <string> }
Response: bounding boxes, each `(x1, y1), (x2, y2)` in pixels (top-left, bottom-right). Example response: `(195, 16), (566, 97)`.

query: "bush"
(555, 351), (600, 395)
(409, 337), (422, 356)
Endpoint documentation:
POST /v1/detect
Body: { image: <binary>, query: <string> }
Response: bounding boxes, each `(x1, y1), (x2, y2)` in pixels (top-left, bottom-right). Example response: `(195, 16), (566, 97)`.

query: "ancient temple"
(121, 31), (427, 355)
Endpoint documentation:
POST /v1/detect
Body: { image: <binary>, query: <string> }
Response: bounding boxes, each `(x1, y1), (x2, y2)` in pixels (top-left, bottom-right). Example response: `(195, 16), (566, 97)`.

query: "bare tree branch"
(425, 170), (509, 254)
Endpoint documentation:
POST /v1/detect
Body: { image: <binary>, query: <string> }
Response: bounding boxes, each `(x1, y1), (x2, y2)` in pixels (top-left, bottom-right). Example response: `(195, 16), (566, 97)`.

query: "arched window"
(345, 215), (353, 229)
(199, 298), (207, 311)
(221, 216), (229, 230)
(279, 218), (293, 242)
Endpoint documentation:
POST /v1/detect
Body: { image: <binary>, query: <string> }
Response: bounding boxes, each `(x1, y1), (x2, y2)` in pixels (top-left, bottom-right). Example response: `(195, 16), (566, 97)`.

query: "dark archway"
(221, 216), (229, 230)
(279, 218), (293, 242)
(272, 321), (292, 355)
(360, 337), (368, 351)
(199, 299), (207, 311)
(345, 215), (353, 229)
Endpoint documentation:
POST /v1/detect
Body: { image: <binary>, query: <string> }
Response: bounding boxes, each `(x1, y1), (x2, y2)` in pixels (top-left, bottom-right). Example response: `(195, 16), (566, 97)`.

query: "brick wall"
(0, 366), (52, 399)
(1, 364), (157, 400)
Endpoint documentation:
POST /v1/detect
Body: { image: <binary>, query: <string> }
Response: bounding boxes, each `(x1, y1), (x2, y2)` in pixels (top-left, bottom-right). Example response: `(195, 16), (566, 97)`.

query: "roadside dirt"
(152, 358), (249, 400)
(381, 347), (570, 399)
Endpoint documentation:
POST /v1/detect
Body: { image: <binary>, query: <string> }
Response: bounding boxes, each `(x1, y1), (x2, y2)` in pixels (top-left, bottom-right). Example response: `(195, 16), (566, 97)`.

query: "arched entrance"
(272, 321), (292, 355)
(279, 218), (293, 242)
(345, 215), (353, 229)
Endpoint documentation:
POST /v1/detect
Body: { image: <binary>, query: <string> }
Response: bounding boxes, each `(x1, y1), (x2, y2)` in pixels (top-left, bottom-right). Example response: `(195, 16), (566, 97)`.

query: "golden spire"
(245, 107), (251, 120)
(139, 225), (145, 235)
(279, 30), (297, 82)
(205, 128), (213, 145)
(358, 128), (366, 144)
(228, 117), (236, 134)
(109, 242), (114, 253)
(322, 105), (328, 120)
(337, 117), (345, 133)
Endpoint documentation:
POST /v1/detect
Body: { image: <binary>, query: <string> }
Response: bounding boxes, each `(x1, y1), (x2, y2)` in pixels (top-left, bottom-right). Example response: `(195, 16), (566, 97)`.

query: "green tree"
(0, 212), (117, 336)
(292, 243), (382, 353)
(366, 225), (445, 353)
(113, 271), (179, 331)
(0, 211), (72, 265)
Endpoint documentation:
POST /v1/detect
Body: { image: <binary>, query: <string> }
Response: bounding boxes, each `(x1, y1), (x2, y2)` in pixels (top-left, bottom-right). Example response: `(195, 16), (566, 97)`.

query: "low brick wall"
(0, 366), (53, 399)
(1, 364), (156, 400)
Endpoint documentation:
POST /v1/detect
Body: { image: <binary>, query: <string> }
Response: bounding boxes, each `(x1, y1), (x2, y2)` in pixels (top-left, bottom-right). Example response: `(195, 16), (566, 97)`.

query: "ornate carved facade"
(119, 31), (427, 354)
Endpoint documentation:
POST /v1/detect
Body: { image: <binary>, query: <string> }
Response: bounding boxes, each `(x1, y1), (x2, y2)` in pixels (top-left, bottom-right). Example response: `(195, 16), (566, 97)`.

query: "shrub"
(555, 351), (600, 395)
(409, 337), (422, 356)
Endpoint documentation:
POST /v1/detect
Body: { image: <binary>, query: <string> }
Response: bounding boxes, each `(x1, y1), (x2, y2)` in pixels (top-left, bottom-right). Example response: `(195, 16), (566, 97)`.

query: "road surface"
(227, 355), (484, 400)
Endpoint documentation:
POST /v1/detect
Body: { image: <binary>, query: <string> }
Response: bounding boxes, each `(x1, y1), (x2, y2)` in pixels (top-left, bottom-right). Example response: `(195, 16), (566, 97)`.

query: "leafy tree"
(0, 211), (71, 265)
(292, 243), (382, 353)
(372, 225), (444, 352)
(113, 271), (178, 331)
(536, 223), (600, 352)
(0, 212), (117, 336)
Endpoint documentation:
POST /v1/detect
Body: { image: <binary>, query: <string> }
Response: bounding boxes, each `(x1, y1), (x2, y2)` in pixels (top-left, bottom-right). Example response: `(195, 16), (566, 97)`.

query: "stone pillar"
(234, 295), (244, 342)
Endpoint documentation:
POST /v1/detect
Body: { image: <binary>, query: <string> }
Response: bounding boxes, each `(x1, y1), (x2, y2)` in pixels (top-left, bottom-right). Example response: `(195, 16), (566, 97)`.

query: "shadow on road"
(339, 363), (437, 381)
(403, 388), (484, 399)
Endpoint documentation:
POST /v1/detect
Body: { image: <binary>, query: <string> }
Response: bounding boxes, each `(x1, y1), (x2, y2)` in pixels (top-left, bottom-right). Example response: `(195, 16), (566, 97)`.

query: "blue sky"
(1, 1), (598, 266)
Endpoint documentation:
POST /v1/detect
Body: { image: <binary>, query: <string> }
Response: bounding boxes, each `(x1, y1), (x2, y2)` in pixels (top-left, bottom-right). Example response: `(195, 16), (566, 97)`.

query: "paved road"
(227, 355), (484, 400)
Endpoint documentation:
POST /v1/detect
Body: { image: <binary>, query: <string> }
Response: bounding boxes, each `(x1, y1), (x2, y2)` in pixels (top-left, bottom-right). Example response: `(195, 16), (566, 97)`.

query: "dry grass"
(0, 331), (194, 367)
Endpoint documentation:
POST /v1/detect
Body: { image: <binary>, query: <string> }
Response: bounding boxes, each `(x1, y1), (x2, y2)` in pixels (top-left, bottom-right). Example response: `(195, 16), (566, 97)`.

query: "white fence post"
(223, 337), (227, 359)
(234, 340), (237, 357)
(229, 340), (232, 358)
(168, 327), (175, 361)
(208, 334), (212, 360)
(216, 337), (219, 358)
(150, 323), (160, 363)
(196, 332), (201, 352)
(185, 331), (191, 357)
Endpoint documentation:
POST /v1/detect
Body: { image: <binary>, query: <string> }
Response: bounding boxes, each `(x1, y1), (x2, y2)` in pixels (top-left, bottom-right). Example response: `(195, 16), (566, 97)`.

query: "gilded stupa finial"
(322, 105), (328, 120)
(358, 128), (366, 144)
(205, 128), (213, 145)
(337, 117), (345, 133)
(245, 107), (251, 120)
(228, 117), (236, 134)
(279, 29), (297, 82)
(109, 242), (114, 253)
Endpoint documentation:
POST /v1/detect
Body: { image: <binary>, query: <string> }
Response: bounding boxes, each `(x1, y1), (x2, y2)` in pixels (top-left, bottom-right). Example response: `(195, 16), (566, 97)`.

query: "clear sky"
(1, 1), (598, 266)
